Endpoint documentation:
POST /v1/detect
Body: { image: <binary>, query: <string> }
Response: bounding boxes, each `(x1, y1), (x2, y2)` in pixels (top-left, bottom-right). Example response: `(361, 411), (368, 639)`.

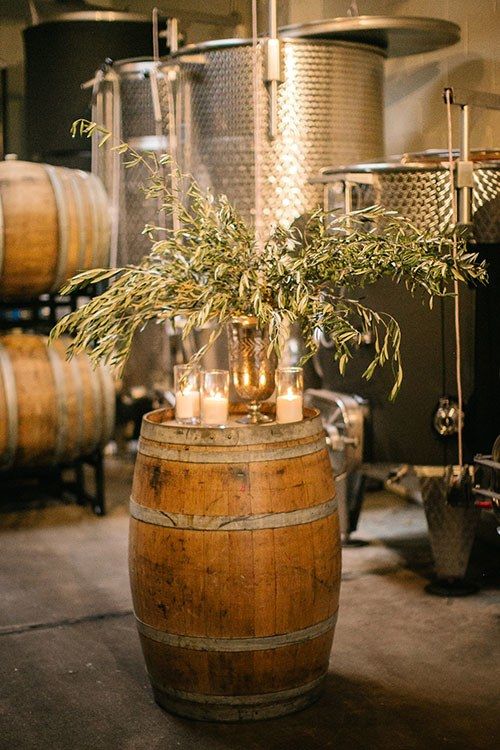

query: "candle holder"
(276, 367), (304, 424)
(174, 364), (201, 425)
(228, 316), (277, 424)
(201, 370), (230, 427)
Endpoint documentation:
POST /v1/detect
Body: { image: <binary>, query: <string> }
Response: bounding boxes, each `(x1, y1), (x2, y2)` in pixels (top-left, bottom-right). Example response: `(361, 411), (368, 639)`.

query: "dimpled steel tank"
(175, 38), (385, 229)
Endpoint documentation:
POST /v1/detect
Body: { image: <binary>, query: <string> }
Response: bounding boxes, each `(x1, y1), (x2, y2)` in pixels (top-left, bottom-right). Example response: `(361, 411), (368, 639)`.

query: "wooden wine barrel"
(129, 407), (341, 721)
(0, 158), (110, 299)
(0, 333), (115, 469)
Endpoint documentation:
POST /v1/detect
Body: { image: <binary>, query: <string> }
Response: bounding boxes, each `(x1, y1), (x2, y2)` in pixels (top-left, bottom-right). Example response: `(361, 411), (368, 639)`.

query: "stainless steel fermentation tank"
(92, 59), (172, 394)
(175, 38), (384, 229)
(315, 152), (500, 466)
(320, 154), (500, 243)
(173, 15), (459, 229)
(92, 59), (170, 266)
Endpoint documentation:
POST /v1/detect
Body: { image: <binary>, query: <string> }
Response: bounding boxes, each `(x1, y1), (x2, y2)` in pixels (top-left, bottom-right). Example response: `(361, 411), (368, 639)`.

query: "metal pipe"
(27, 0), (39, 25)
(0, 66), (7, 160)
(458, 104), (472, 225)
(443, 84), (500, 226)
(167, 17), (179, 55)
(152, 7), (160, 61)
(444, 85), (500, 111)
(269, 0), (277, 37)
(265, 0), (281, 140)
(460, 104), (470, 159)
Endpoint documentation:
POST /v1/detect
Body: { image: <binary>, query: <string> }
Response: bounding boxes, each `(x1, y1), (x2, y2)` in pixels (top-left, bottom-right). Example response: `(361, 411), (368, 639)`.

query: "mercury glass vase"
(227, 316), (277, 423)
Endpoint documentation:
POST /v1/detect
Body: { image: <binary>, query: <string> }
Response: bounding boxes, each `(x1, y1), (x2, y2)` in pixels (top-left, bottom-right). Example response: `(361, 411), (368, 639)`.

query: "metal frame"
(473, 453), (500, 519)
(0, 287), (106, 334)
(0, 449), (106, 516)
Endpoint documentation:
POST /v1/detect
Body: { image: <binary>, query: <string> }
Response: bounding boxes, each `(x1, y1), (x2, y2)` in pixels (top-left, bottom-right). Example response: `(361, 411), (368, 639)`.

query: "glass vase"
(227, 316), (277, 424)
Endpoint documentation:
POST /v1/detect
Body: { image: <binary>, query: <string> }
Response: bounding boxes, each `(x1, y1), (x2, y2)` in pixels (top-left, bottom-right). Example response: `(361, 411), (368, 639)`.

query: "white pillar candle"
(175, 390), (200, 420)
(276, 393), (303, 424)
(202, 394), (229, 425)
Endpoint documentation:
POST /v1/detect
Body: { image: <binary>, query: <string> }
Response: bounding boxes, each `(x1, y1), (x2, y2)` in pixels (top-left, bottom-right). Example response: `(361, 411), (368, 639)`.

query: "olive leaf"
(51, 119), (487, 400)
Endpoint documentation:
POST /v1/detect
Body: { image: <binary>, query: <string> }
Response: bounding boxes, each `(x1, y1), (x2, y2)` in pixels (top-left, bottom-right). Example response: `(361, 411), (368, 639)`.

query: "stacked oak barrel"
(0, 156), (115, 475)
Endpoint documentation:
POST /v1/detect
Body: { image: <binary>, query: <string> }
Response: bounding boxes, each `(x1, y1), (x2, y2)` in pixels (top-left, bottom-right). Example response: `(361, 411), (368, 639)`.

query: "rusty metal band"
(0, 192), (4, 279)
(46, 345), (68, 464)
(0, 345), (18, 469)
(43, 165), (69, 291)
(152, 674), (326, 707)
(68, 170), (88, 271)
(153, 681), (324, 719)
(136, 610), (338, 652)
(141, 414), (323, 446)
(138, 435), (327, 464)
(130, 496), (337, 531)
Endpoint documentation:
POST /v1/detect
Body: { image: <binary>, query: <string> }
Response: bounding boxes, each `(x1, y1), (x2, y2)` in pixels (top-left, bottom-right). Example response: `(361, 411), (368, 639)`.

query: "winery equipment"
(174, 16), (459, 231)
(92, 58), (171, 266)
(88, 14), (460, 398)
(0, 298), (115, 513)
(315, 150), (500, 466)
(474, 436), (500, 528)
(315, 85), (500, 591)
(318, 150), (500, 244)
(175, 37), (384, 229)
(304, 389), (368, 544)
(91, 58), (173, 393)
(24, 11), (162, 168)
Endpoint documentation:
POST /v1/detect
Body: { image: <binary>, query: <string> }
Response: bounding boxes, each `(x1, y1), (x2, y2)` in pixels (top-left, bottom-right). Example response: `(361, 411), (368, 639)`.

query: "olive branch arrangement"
(50, 119), (487, 400)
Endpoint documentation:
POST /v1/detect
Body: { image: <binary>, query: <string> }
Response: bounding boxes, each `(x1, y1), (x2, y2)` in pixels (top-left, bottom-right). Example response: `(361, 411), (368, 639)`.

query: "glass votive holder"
(174, 364), (201, 425)
(201, 370), (230, 427)
(275, 366), (304, 424)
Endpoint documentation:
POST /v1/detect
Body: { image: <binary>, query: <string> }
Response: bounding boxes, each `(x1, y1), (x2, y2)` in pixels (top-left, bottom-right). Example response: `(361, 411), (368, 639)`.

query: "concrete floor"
(0, 458), (498, 750)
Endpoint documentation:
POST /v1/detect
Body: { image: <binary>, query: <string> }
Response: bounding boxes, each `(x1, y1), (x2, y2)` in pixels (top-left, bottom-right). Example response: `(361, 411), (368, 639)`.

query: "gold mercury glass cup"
(227, 316), (277, 424)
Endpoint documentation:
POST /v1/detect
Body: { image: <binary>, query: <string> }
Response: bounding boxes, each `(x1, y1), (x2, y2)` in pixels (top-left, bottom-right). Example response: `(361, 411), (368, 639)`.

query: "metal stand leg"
(342, 471), (369, 547)
(92, 450), (106, 517)
(75, 462), (87, 506)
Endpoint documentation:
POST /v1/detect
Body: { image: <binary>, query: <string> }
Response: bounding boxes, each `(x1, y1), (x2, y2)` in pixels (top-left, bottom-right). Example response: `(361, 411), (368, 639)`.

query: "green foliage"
(51, 119), (487, 400)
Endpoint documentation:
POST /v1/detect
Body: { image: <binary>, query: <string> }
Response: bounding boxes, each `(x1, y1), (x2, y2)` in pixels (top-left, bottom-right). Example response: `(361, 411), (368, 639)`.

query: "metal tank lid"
(172, 35), (387, 58)
(279, 15), (460, 57)
(106, 57), (163, 74)
(27, 11), (152, 27)
(313, 150), (500, 182)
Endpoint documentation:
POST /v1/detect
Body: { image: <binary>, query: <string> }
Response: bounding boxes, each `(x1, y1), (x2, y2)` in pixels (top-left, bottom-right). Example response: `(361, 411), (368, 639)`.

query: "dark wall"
(317, 276), (481, 466)
(24, 18), (156, 166)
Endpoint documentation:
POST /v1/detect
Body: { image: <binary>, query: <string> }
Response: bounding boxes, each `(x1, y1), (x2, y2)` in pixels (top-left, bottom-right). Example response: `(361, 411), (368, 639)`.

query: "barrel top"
(141, 406), (324, 447)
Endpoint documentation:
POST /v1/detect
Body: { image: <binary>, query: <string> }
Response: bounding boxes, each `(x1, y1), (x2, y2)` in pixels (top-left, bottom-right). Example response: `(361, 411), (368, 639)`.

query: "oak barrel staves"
(0, 332), (115, 469)
(0, 159), (110, 298)
(129, 407), (341, 721)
